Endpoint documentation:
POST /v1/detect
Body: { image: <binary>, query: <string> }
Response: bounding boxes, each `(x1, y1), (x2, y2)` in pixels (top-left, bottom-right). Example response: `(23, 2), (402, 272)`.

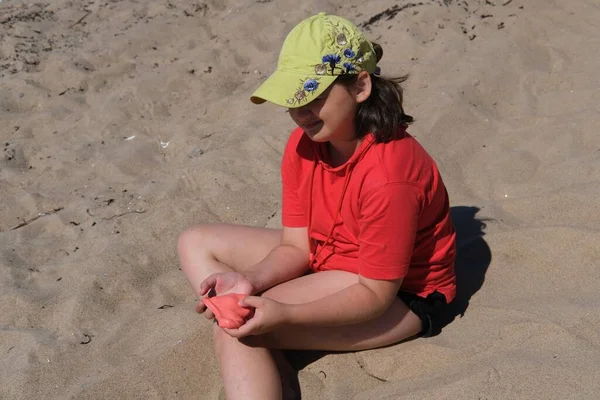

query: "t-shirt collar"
(313, 133), (375, 172)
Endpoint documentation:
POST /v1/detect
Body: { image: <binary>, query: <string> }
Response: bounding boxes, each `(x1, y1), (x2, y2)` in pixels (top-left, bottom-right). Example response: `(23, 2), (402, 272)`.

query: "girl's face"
(288, 72), (372, 144)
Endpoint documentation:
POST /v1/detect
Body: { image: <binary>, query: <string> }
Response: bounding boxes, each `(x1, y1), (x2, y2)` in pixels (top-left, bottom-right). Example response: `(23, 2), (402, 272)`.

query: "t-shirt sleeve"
(358, 182), (424, 280)
(281, 135), (307, 227)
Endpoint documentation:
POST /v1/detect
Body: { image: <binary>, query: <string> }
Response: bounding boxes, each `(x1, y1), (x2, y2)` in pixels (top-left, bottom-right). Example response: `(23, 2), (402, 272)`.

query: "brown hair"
(337, 42), (414, 143)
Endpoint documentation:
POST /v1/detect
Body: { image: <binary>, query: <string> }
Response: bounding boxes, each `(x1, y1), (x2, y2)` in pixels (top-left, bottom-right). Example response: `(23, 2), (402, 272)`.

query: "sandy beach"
(1, 0), (599, 398)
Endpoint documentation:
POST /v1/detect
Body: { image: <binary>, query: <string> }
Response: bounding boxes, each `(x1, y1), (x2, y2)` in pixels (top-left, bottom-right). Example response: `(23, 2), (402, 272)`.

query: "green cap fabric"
(251, 13), (377, 108)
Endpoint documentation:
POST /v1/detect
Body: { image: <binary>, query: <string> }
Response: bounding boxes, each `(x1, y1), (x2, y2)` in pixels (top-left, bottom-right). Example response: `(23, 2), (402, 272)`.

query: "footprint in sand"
(2, 142), (29, 171)
(494, 150), (541, 185)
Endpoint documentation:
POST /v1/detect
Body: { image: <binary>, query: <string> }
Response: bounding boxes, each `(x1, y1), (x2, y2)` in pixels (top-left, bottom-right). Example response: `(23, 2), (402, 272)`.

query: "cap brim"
(250, 70), (336, 108)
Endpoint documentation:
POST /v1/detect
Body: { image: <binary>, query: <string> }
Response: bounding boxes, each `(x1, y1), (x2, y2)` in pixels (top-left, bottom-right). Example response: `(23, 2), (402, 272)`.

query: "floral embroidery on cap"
(287, 18), (375, 106)
(303, 79), (319, 92)
(343, 62), (355, 73)
(322, 54), (342, 74)
(287, 77), (321, 106)
(314, 63), (327, 75)
(322, 54), (341, 63)
(321, 21), (368, 76)
(336, 33), (348, 46)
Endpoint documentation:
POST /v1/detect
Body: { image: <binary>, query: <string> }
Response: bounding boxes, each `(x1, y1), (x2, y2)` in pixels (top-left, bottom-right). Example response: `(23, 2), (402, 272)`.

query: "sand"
(1, 0), (599, 398)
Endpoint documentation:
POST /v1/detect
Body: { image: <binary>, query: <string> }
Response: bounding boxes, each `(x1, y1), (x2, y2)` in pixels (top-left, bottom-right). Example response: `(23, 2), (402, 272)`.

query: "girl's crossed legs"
(178, 224), (421, 400)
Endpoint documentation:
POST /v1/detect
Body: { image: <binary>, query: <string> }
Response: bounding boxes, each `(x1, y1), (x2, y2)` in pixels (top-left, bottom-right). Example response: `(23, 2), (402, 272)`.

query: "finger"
(226, 317), (259, 338)
(203, 309), (215, 320)
(222, 326), (250, 338)
(239, 296), (262, 308)
(195, 300), (206, 314)
(199, 275), (218, 296)
(221, 327), (237, 337)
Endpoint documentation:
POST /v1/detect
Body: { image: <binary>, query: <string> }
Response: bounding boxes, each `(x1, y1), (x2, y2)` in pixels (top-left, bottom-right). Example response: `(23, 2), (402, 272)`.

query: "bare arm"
(245, 226), (310, 293)
(286, 275), (403, 326)
(223, 274), (405, 338)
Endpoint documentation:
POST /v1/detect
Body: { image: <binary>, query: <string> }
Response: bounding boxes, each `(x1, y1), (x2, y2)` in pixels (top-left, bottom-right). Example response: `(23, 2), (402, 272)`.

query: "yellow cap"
(251, 13), (377, 108)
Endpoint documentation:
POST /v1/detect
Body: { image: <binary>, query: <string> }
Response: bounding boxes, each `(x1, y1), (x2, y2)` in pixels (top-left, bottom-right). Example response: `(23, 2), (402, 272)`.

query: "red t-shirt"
(281, 127), (456, 303)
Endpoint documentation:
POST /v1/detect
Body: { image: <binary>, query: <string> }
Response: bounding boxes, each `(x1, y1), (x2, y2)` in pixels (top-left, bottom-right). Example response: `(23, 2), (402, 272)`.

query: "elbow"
(360, 285), (396, 320)
(357, 277), (404, 320)
(373, 295), (395, 319)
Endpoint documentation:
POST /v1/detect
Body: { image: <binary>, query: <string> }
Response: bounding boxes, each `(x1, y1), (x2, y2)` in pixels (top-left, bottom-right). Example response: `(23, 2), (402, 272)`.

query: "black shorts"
(397, 291), (447, 338)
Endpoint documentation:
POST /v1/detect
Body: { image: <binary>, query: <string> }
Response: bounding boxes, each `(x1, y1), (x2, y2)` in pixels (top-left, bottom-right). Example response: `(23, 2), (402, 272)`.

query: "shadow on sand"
(438, 205), (492, 328)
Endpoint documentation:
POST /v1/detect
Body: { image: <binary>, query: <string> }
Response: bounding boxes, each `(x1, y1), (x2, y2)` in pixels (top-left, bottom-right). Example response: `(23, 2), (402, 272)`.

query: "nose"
(289, 104), (313, 120)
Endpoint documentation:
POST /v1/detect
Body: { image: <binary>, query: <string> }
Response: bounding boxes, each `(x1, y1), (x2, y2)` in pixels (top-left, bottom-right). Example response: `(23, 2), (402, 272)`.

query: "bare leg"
(213, 325), (283, 400)
(177, 223), (282, 295)
(178, 223), (284, 400)
(178, 225), (421, 398)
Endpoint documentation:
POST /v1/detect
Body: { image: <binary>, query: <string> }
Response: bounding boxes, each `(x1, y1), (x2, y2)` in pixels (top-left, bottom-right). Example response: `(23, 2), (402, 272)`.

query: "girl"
(178, 12), (456, 400)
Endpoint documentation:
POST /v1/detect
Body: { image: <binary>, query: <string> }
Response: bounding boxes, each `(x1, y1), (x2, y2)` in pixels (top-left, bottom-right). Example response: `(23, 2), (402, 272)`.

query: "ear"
(354, 71), (372, 104)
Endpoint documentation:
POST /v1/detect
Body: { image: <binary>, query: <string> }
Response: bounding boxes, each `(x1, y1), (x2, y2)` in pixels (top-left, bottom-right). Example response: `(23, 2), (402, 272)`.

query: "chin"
(304, 129), (330, 142)
(306, 133), (326, 142)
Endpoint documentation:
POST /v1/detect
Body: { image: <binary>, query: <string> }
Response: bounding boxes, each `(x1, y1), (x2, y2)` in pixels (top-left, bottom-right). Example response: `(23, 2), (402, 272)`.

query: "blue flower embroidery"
(322, 54), (342, 74)
(303, 79), (319, 92)
(343, 62), (355, 73)
(322, 54), (341, 64)
(343, 48), (356, 59)
(288, 77), (322, 105)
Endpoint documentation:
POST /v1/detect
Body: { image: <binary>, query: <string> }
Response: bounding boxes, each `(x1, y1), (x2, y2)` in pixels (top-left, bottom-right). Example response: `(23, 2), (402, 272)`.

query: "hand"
(222, 296), (290, 339)
(196, 272), (255, 319)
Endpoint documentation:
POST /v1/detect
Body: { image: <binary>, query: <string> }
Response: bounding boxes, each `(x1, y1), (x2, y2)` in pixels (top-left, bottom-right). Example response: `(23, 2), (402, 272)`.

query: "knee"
(212, 323), (269, 350)
(212, 323), (237, 352)
(178, 224), (211, 255)
(177, 224), (215, 272)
